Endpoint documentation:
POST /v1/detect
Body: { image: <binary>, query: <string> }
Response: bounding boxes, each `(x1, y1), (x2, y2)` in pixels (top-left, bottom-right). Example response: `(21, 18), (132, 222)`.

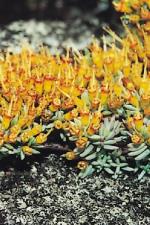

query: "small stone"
(2, 194), (11, 199)
(0, 171), (5, 177)
(30, 165), (37, 174)
(57, 222), (67, 225)
(17, 199), (27, 209)
(102, 186), (112, 193)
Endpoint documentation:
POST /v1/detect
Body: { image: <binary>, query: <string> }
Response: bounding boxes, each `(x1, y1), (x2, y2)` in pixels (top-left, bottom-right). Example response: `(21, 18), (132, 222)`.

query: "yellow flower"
(126, 117), (134, 129)
(62, 121), (70, 131)
(35, 133), (48, 144)
(77, 161), (88, 170)
(113, 84), (123, 97)
(131, 134), (143, 144)
(127, 82), (135, 91)
(54, 120), (63, 129)
(17, 116), (28, 128)
(21, 131), (31, 143)
(141, 8), (150, 20)
(134, 119), (143, 131)
(92, 50), (103, 69)
(64, 112), (72, 121)
(76, 137), (88, 149)
(129, 14), (140, 23)
(123, 65), (130, 77)
(80, 110), (90, 126)
(131, 0), (141, 10)
(49, 97), (61, 112)
(62, 98), (75, 110)
(129, 96), (139, 108)
(65, 151), (76, 160)
(91, 98), (100, 109)
(144, 107), (150, 116)
(69, 124), (81, 137)
(10, 125), (21, 135)
(147, 136), (150, 145)
(1, 113), (12, 130)
(22, 146), (33, 156)
(8, 133), (18, 143)
(90, 122), (101, 132)
(44, 75), (52, 93)
(141, 93), (150, 109)
(49, 104), (58, 112)
(35, 78), (43, 95)
(0, 132), (4, 146)
(113, 1), (132, 13)
(143, 21), (150, 32)
(108, 97), (123, 110)
(52, 97), (61, 107)
(71, 87), (81, 97)
(73, 97), (84, 109)
(30, 124), (43, 136)
(0, 139), (4, 146)
(87, 126), (95, 136)
(100, 90), (108, 105)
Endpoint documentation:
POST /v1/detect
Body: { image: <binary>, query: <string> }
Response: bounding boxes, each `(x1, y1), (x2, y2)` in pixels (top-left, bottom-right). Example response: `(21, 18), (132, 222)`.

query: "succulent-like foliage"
(73, 116), (130, 178)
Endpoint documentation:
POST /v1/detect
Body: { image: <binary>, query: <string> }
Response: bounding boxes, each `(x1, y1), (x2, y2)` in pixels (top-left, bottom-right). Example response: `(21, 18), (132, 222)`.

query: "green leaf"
(11, 115), (19, 126)
(8, 149), (20, 155)
(115, 166), (121, 175)
(89, 134), (100, 141)
(81, 90), (90, 105)
(121, 130), (131, 136)
(32, 149), (40, 154)
(124, 104), (137, 111)
(105, 131), (115, 140)
(104, 145), (119, 150)
(108, 116), (116, 130)
(80, 145), (94, 157)
(0, 147), (8, 153)
(60, 133), (67, 142)
(135, 149), (150, 161)
(43, 123), (54, 130)
(85, 152), (97, 160)
(28, 137), (36, 146)
(68, 136), (78, 141)
(138, 170), (146, 180)
(128, 143), (145, 151)
(128, 146), (147, 156)
(78, 165), (95, 178)
(104, 167), (114, 174)
(4, 144), (15, 150)
(102, 110), (112, 116)
(115, 136), (126, 142)
(96, 147), (101, 152)
(117, 108), (124, 116)
(122, 167), (135, 172)
(93, 141), (101, 145)
(104, 139), (116, 145)
(20, 151), (25, 160)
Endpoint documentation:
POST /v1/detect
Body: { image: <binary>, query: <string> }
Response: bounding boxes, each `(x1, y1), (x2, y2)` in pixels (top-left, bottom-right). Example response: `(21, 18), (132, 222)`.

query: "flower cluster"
(113, 0), (150, 23)
(0, 5), (150, 179)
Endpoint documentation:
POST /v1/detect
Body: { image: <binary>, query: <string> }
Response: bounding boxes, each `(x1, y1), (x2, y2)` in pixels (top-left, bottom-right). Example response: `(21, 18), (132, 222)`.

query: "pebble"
(0, 171), (5, 177)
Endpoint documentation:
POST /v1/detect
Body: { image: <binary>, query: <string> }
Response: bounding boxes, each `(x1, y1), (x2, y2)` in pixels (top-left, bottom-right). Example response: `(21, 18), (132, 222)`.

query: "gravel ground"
(0, 154), (150, 225)
(0, 18), (150, 225)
